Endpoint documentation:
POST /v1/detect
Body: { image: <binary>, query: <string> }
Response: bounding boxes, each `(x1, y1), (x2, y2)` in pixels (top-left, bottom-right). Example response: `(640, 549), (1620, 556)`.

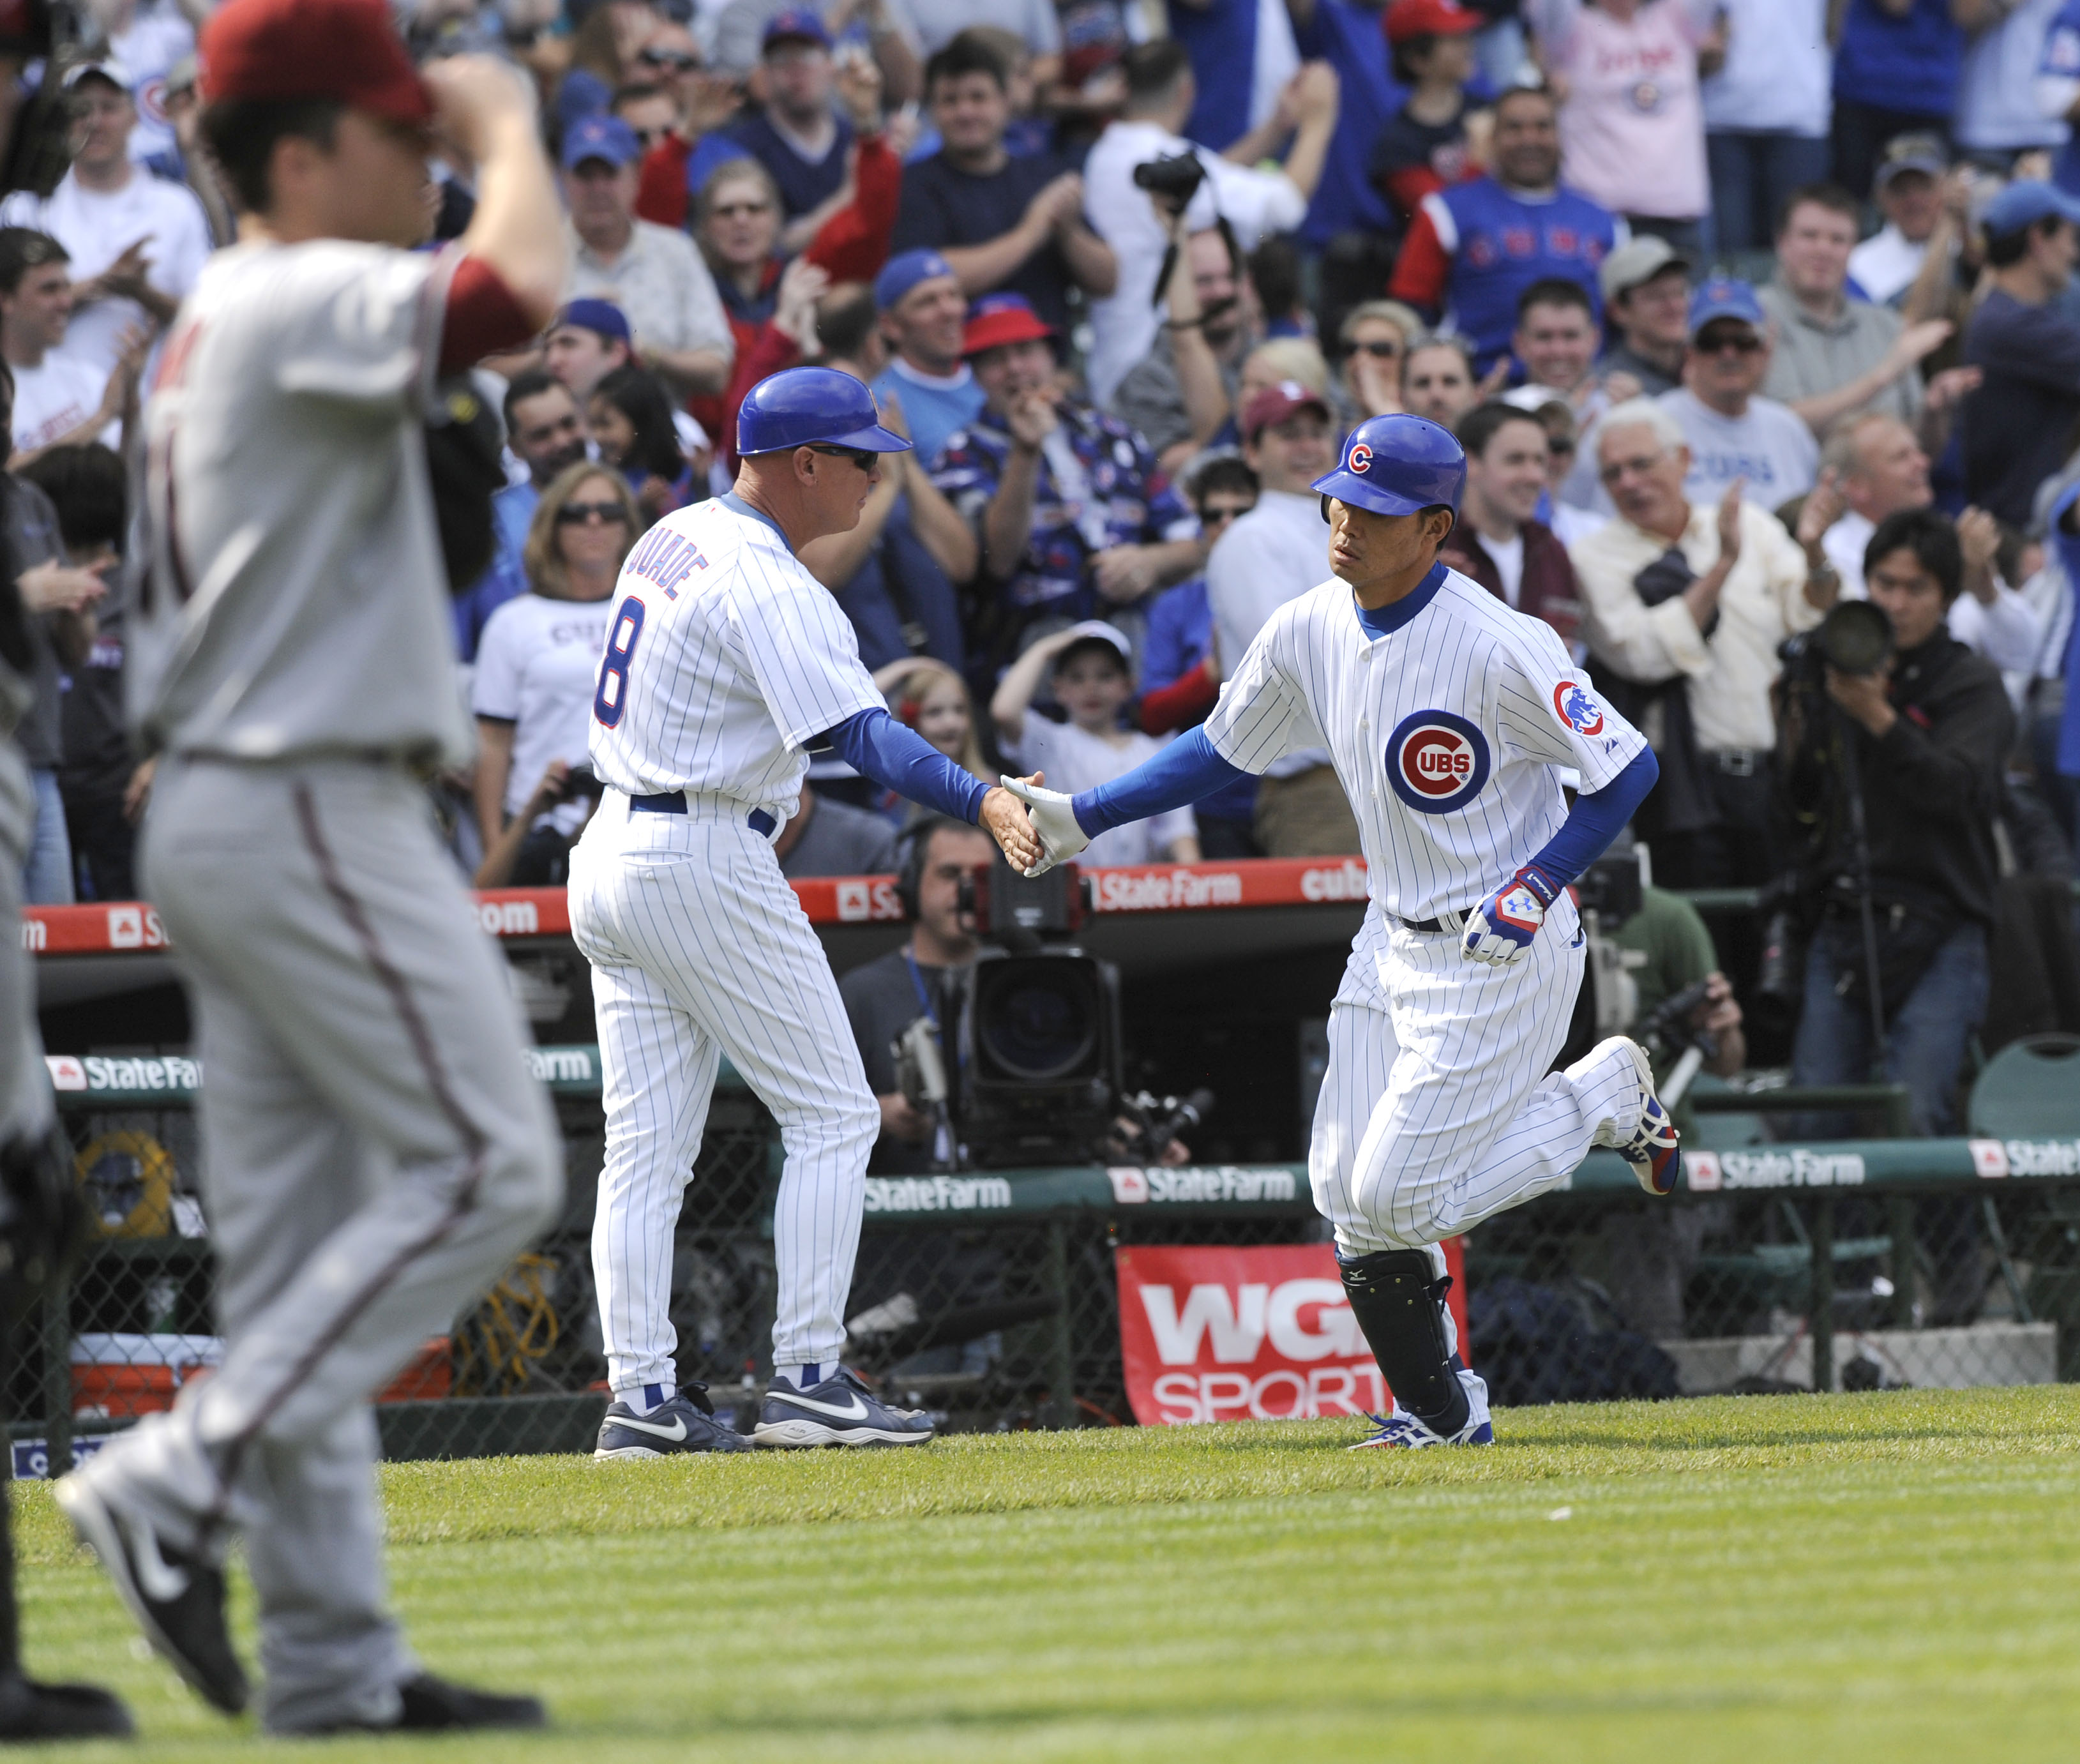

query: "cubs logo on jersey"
(1552, 681), (1605, 738)
(1387, 709), (1490, 814)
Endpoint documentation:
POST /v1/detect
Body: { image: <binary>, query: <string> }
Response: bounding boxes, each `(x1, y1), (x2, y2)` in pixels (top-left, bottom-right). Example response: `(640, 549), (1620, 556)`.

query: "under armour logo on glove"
(1462, 864), (1561, 967)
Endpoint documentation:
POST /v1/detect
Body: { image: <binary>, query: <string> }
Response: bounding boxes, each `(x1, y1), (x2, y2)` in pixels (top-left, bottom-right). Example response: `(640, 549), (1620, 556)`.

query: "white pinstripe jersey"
(1205, 565), (1647, 923)
(587, 495), (882, 815)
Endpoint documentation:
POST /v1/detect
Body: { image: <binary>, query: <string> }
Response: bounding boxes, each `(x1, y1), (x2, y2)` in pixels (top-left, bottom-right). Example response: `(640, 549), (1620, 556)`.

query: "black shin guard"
(1339, 1249), (1470, 1435)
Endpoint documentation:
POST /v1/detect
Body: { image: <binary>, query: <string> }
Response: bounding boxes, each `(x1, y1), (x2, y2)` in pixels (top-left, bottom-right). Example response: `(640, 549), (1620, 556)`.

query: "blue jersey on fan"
(2040, 0), (2080, 194)
(1409, 179), (1621, 375)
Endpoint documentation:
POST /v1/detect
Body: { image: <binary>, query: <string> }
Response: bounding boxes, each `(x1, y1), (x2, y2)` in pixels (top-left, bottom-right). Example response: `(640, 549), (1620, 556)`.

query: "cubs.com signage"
(1115, 1240), (1468, 1426)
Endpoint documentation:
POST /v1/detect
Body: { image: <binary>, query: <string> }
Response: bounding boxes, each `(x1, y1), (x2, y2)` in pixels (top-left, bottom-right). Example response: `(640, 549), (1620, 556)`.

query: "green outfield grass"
(11, 1385), (2080, 1761)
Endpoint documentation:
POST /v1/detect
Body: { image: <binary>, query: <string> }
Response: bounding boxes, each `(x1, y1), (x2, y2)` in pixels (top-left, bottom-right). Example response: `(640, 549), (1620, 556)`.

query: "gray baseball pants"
(69, 758), (562, 1732)
(0, 736), (51, 1145)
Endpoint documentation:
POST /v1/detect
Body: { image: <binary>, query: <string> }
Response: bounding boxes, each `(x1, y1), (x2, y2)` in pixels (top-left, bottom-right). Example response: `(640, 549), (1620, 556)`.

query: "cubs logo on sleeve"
(1387, 709), (1490, 813)
(1551, 679), (1606, 738)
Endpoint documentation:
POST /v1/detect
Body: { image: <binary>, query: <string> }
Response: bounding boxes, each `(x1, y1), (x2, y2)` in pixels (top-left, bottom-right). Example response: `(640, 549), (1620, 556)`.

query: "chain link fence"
(12, 1045), (2080, 1473)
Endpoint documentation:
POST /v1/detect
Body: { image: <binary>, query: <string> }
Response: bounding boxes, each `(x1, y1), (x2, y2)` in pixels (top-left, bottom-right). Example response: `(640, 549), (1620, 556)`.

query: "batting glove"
(999, 776), (1090, 878)
(1462, 865), (1561, 967)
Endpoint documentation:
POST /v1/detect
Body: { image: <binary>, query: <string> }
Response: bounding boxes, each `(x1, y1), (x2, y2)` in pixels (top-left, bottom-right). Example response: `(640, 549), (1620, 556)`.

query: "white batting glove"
(999, 775), (1090, 878)
(1461, 866), (1560, 967)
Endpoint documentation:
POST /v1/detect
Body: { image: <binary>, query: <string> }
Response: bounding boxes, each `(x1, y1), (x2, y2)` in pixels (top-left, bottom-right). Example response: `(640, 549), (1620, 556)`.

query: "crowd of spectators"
(0, 0), (2077, 1161)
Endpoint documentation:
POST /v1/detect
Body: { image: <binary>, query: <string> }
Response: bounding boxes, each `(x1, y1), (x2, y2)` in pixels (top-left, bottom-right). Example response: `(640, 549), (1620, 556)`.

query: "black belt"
(630, 792), (778, 837)
(1397, 910), (1468, 935)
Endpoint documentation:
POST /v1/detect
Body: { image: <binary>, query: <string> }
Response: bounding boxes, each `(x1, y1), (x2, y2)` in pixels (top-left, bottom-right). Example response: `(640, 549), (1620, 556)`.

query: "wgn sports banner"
(1114, 1241), (1468, 1426)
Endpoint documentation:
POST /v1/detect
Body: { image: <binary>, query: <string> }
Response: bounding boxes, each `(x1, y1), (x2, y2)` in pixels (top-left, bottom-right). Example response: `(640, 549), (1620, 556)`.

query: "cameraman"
(1784, 508), (2012, 1135)
(840, 816), (995, 1173)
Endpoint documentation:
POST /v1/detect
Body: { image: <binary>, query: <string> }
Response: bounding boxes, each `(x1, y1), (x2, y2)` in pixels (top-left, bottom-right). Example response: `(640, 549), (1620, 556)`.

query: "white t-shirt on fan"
(8, 354), (115, 453)
(0, 169), (213, 384)
(472, 592), (617, 836)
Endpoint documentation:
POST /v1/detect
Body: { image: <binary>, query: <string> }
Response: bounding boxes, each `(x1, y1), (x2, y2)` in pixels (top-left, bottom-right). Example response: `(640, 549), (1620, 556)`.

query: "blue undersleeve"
(1520, 746), (1659, 896)
(820, 707), (989, 824)
(1072, 727), (1251, 836)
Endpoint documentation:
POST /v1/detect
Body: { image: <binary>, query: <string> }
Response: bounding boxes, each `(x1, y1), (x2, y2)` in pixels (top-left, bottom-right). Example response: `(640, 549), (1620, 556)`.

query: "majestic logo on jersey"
(1346, 442), (1373, 474)
(1551, 681), (1605, 737)
(1386, 710), (1491, 814)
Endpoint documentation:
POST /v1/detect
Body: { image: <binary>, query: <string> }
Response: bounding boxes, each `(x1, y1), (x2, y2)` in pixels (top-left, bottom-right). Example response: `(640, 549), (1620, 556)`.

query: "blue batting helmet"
(1310, 414), (1465, 518)
(736, 366), (913, 458)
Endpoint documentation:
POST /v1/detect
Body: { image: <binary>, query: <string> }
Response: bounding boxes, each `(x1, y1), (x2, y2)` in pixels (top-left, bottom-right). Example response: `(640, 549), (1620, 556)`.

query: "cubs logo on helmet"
(1347, 442), (1373, 474)
(1552, 681), (1605, 737)
(1386, 709), (1491, 814)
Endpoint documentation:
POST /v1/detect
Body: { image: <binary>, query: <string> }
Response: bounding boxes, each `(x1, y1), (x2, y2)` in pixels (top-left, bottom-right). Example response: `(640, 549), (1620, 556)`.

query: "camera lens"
(1817, 599), (1892, 674)
(978, 969), (1098, 1082)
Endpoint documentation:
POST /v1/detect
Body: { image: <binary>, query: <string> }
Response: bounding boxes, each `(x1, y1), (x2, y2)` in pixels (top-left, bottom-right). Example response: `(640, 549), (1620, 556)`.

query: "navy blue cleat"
(753, 1368), (934, 1448)
(594, 1386), (750, 1460)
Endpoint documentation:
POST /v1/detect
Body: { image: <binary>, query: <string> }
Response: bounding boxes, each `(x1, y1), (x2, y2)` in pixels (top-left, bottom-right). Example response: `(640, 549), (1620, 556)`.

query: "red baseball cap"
(199, 0), (433, 124)
(1383, 0), (1483, 45)
(961, 294), (1055, 358)
(1242, 379), (1330, 441)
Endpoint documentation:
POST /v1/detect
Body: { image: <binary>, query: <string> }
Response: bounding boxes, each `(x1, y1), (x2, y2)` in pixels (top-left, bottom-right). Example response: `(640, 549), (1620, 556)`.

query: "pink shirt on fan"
(1529, 0), (1712, 222)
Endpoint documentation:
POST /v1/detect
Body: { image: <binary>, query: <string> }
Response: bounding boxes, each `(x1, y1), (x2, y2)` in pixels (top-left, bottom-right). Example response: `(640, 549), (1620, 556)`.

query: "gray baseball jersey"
(128, 240), (469, 767)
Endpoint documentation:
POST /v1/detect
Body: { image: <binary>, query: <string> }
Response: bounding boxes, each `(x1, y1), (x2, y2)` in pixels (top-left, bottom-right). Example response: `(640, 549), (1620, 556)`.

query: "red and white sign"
(23, 859), (1383, 956)
(1115, 1240), (1468, 1427)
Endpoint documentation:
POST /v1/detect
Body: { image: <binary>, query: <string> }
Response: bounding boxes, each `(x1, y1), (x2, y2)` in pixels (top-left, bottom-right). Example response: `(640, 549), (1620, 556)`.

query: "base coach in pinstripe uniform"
(571, 366), (1041, 1459)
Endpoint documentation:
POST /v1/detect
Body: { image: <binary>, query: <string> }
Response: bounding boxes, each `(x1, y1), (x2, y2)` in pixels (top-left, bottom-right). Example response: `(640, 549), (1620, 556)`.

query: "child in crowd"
(1369, 0), (1491, 233)
(587, 364), (695, 522)
(990, 621), (1200, 868)
(868, 656), (993, 824)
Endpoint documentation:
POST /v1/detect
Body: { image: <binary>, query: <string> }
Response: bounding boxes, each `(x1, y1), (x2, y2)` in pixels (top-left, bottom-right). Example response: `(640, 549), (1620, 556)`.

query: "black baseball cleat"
(0, 1669), (134, 1740)
(317, 1673), (547, 1733)
(594, 1385), (751, 1459)
(753, 1367), (935, 1447)
(53, 1472), (248, 1715)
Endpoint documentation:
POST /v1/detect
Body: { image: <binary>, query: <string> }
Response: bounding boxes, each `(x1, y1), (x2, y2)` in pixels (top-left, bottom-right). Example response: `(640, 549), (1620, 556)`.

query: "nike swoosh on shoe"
(608, 1413), (689, 1442)
(772, 1390), (871, 1422)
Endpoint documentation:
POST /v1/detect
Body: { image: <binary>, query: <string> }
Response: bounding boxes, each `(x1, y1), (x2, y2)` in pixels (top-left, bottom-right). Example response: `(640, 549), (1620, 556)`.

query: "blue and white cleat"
(753, 1368), (935, 1448)
(1348, 1369), (1494, 1449)
(1349, 1412), (1497, 1449)
(1574, 1034), (1682, 1196)
(595, 1387), (750, 1459)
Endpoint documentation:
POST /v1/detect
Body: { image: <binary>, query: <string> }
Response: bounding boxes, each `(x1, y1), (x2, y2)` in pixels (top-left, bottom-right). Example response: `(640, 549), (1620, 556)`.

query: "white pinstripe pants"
(1309, 903), (1639, 1267)
(569, 793), (879, 1387)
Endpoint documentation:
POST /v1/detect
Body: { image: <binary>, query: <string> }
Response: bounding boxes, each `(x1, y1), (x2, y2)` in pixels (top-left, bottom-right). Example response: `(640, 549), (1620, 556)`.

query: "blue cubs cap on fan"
(1980, 179), (2080, 239)
(873, 249), (956, 311)
(562, 114), (642, 171)
(1686, 275), (1765, 338)
(764, 7), (832, 50)
(737, 366), (913, 457)
(554, 298), (632, 344)
(1311, 414), (1465, 518)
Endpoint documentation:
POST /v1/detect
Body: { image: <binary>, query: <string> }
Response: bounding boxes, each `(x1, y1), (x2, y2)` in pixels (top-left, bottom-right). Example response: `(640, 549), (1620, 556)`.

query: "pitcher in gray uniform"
(52, 0), (571, 1735)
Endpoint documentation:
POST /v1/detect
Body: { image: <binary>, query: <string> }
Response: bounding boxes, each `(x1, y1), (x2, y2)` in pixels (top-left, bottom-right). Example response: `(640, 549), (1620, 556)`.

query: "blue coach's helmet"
(737, 366), (913, 458)
(1310, 413), (1465, 519)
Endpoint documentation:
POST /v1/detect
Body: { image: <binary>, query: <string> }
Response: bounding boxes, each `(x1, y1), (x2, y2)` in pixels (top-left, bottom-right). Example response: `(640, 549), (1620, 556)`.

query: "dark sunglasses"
(557, 500), (631, 525)
(1696, 329), (1764, 355)
(809, 444), (880, 472)
(1198, 504), (1247, 525)
(640, 48), (700, 70)
(1352, 340), (1401, 358)
(1548, 435), (1576, 456)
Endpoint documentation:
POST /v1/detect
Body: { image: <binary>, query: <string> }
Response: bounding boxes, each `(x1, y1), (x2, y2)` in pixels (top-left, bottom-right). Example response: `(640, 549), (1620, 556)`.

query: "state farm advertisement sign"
(1115, 1241), (1468, 1426)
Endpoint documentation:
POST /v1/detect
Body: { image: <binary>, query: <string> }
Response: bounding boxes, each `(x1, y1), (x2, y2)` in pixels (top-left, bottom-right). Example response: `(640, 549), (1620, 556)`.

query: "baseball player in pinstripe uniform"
(54, 0), (567, 1731)
(1008, 414), (1681, 1449)
(571, 365), (1041, 1458)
